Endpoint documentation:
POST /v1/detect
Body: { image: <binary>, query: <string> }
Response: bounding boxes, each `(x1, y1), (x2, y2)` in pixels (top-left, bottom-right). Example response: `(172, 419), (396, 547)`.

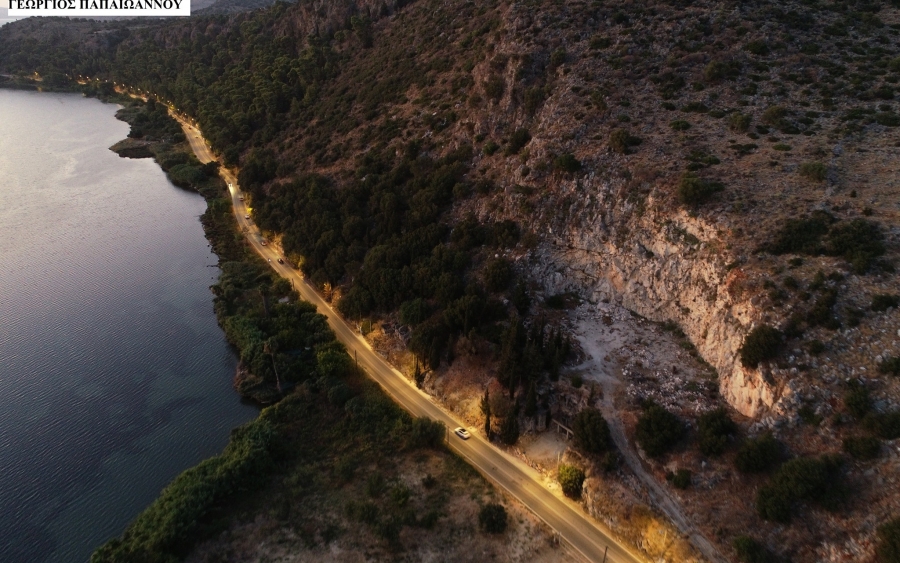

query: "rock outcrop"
(531, 187), (777, 418)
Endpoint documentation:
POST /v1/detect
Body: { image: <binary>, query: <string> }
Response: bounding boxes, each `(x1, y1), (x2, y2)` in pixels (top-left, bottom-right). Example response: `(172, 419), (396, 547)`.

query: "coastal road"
(174, 116), (647, 563)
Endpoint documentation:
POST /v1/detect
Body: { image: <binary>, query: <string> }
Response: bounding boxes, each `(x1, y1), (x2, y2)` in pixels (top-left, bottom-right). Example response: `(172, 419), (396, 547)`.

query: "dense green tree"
(558, 464), (585, 498)
(697, 407), (738, 456)
(572, 408), (612, 454)
(498, 404), (520, 445)
(635, 402), (685, 457)
(756, 455), (844, 523)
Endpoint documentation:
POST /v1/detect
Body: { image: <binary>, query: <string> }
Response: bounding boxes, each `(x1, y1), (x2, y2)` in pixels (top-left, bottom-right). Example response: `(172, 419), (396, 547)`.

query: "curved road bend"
(175, 117), (648, 563)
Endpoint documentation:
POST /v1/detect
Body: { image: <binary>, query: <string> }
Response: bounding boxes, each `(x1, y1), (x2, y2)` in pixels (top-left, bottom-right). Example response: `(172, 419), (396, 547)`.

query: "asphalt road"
(174, 116), (648, 563)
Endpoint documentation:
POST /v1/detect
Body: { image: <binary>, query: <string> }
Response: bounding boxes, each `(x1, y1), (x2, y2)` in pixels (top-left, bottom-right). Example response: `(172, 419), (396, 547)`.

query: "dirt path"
(572, 311), (729, 563)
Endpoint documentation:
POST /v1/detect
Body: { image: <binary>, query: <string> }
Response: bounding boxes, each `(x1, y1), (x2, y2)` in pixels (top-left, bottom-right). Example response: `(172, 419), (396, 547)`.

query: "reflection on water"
(0, 89), (257, 563)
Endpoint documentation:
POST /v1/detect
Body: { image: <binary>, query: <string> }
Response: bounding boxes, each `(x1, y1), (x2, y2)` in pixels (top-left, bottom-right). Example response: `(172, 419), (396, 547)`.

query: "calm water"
(0, 89), (257, 563)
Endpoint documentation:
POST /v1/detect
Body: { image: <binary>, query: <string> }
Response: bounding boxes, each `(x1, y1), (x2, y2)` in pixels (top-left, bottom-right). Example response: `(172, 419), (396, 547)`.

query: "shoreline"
(94, 88), (662, 563)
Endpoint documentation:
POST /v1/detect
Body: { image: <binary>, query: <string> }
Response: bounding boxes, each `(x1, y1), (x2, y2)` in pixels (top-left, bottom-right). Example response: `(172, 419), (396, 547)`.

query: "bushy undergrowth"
(756, 455), (845, 523)
(733, 535), (781, 563)
(677, 173), (723, 205)
(767, 213), (885, 273)
(735, 433), (783, 474)
(478, 503), (508, 534)
(697, 407), (738, 456)
(558, 464), (585, 498)
(635, 401), (685, 457)
(739, 325), (782, 368)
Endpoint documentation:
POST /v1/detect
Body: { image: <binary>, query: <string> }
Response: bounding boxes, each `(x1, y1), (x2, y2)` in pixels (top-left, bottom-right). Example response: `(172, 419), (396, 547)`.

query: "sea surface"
(0, 89), (257, 563)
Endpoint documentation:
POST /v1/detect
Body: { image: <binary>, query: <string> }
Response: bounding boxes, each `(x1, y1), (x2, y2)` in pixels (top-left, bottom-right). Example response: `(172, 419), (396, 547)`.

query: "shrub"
(807, 340), (826, 355)
(484, 75), (504, 101)
(524, 87), (546, 115)
(677, 173), (724, 205)
(672, 468), (691, 489)
(545, 293), (567, 309)
(704, 60), (742, 82)
(681, 101), (709, 113)
(558, 464), (585, 498)
(766, 211), (834, 255)
(756, 485), (792, 523)
(739, 325), (782, 368)
(844, 381), (872, 419)
(865, 410), (900, 439)
(877, 517), (900, 563)
(506, 128), (531, 154)
(589, 35), (611, 49)
(670, 119), (691, 131)
(609, 128), (641, 153)
(876, 112), (900, 127)
(483, 140), (499, 155)
(843, 436), (880, 460)
(872, 294), (900, 312)
(409, 417), (445, 449)
(573, 407), (612, 454)
(553, 153), (582, 173)
(806, 288), (839, 329)
(823, 218), (885, 273)
(549, 48), (567, 68)
(799, 162), (827, 181)
(756, 455), (844, 523)
(635, 402), (685, 457)
(735, 433), (782, 473)
(761, 105), (788, 125)
(478, 503), (508, 534)
(729, 112), (752, 132)
(697, 407), (738, 456)
(879, 356), (900, 376)
(744, 40), (770, 55)
(483, 258), (513, 292)
(733, 535), (778, 563)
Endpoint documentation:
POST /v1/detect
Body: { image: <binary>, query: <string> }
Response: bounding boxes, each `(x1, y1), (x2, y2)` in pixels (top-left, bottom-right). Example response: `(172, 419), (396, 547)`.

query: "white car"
(238, 196), (244, 201)
(454, 427), (471, 440)
(261, 240), (267, 246)
(244, 214), (250, 219)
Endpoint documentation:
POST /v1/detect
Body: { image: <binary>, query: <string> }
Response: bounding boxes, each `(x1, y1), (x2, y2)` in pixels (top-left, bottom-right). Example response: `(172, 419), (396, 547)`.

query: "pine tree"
(414, 357), (425, 388)
(497, 320), (523, 390)
(512, 280), (530, 315)
(481, 389), (492, 438)
(499, 401), (520, 445)
(524, 382), (538, 417)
